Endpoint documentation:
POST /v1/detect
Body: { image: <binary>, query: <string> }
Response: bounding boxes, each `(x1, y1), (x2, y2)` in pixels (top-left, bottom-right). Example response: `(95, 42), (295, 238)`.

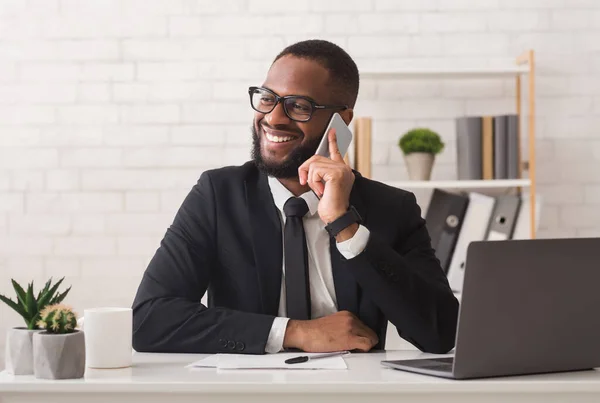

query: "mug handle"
(77, 316), (84, 330)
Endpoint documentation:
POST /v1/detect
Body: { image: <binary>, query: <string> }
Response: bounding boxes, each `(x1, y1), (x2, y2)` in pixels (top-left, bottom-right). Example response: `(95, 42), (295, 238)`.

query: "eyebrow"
(262, 85), (318, 104)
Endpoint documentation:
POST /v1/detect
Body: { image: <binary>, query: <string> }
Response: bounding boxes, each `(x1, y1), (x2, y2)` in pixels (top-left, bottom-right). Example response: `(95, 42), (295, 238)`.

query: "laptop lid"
(452, 238), (600, 379)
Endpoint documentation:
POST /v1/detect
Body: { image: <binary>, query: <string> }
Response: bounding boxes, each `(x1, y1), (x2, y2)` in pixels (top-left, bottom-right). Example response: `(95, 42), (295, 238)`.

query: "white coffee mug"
(78, 307), (133, 369)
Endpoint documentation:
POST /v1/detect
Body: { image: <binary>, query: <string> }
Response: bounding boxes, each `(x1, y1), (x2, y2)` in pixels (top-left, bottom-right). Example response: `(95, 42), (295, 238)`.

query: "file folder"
(425, 189), (470, 274)
(512, 194), (543, 240)
(447, 192), (496, 292)
(485, 195), (521, 241)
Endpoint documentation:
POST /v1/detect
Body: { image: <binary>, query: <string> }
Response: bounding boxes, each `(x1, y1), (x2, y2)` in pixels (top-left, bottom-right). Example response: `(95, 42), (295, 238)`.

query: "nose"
(264, 100), (291, 127)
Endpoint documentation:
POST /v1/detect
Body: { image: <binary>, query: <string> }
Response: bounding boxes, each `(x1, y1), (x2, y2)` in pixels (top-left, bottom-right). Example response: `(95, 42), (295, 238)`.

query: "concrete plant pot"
(5, 328), (43, 375)
(404, 152), (435, 181)
(33, 330), (85, 379)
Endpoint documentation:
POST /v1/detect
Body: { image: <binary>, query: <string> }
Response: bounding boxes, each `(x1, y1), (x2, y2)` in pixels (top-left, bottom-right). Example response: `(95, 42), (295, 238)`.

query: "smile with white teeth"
(265, 133), (295, 143)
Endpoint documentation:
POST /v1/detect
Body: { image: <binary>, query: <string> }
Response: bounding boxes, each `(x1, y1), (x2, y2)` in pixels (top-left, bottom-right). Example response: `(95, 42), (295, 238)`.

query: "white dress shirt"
(265, 176), (371, 353)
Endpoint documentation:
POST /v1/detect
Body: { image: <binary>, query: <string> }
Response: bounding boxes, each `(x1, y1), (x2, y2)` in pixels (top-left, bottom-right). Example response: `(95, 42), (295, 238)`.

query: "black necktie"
(283, 197), (311, 320)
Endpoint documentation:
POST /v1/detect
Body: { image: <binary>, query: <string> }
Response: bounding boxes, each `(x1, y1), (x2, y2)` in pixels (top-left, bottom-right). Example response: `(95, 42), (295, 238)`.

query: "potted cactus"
(33, 304), (85, 379)
(0, 278), (71, 375)
(398, 128), (445, 180)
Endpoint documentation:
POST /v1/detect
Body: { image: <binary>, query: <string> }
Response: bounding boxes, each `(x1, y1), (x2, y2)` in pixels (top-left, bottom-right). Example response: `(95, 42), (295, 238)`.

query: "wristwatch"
(325, 205), (362, 238)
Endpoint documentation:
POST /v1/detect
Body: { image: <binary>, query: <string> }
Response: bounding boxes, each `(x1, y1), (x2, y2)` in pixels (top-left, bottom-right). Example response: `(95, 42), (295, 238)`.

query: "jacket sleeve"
(343, 191), (459, 354)
(131, 172), (276, 354)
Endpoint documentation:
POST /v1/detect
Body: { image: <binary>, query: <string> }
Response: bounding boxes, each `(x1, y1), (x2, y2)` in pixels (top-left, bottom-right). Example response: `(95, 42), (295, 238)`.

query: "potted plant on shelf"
(33, 304), (85, 379)
(398, 128), (445, 181)
(0, 278), (71, 375)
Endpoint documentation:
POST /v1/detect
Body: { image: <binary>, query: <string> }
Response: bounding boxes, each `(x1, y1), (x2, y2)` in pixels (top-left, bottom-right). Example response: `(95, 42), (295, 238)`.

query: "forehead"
(262, 55), (331, 102)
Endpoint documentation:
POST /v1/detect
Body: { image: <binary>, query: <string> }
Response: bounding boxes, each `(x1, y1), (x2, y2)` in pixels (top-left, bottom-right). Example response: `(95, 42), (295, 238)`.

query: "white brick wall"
(2, 0), (600, 364)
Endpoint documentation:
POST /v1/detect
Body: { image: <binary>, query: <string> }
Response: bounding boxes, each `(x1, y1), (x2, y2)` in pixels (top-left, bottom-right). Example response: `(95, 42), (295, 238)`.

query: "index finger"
(328, 128), (343, 162)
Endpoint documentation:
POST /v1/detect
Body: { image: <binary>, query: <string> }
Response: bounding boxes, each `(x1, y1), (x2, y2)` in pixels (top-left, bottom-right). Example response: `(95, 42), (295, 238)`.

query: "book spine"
(493, 115), (508, 179)
(506, 114), (520, 179)
(456, 116), (483, 180)
(482, 116), (494, 180)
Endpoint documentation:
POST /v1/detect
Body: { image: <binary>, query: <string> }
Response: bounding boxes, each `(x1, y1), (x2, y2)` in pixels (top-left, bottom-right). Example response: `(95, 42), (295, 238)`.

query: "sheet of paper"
(185, 354), (220, 368)
(217, 352), (348, 370)
(187, 352), (349, 370)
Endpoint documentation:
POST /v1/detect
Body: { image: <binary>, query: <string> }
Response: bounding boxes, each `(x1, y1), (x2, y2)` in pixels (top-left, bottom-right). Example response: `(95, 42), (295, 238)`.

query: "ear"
(340, 109), (354, 126)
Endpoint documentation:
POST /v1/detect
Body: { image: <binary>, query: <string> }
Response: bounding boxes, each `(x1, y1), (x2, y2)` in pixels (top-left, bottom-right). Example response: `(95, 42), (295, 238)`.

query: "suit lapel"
(331, 173), (367, 316)
(245, 168), (283, 316)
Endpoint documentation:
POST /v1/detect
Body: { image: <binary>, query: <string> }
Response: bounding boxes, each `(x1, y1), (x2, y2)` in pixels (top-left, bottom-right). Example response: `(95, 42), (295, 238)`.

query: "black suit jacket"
(132, 161), (459, 355)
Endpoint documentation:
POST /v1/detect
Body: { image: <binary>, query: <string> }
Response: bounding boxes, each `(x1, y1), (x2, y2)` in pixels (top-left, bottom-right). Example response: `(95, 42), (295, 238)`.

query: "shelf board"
(360, 65), (530, 79)
(384, 179), (531, 190)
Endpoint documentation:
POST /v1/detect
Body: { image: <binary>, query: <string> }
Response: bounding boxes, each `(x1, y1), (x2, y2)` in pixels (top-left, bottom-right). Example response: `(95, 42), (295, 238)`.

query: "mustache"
(258, 122), (303, 137)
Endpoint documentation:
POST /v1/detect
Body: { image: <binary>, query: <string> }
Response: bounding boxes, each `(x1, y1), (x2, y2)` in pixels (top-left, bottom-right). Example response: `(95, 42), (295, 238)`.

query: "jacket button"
(219, 338), (227, 348)
(227, 340), (236, 350)
(236, 342), (245, 351)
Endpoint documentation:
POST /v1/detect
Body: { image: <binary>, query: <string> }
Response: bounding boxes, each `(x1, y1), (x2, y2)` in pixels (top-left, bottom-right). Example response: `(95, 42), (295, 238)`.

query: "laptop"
(381, 238), (600, 380)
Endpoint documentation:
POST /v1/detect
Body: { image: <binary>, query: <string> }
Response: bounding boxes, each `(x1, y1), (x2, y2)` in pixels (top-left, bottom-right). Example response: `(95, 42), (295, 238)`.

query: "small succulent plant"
(37, 304), (78, 334)
(0, 277), (71, 330)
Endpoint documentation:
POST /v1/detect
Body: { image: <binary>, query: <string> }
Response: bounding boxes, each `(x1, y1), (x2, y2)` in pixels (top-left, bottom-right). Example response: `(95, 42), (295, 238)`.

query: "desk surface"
(2, 350), (600, 395)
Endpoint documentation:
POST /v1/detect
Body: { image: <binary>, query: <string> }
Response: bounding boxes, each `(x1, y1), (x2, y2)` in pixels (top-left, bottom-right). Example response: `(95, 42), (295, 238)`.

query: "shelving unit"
(360, 65), (530, 79)
(383, 179), (531, 190)
(355, 50), (537, 239)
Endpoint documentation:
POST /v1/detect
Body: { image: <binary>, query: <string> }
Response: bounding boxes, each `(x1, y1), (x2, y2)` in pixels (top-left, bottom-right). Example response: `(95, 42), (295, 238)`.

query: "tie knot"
(283, 197), (309, 218)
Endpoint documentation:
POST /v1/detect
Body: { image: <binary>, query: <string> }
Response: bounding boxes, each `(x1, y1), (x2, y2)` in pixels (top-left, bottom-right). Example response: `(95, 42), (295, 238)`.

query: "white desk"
(1, 350), (600, 403)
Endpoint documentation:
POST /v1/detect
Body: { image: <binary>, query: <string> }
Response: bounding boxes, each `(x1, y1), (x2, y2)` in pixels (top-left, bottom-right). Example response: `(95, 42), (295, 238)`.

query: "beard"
(251, 123), (323, 179)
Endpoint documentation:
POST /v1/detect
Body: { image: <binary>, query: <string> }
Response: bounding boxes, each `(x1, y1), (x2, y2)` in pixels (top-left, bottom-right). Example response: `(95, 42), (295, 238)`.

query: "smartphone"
(315, 112), (353, 159)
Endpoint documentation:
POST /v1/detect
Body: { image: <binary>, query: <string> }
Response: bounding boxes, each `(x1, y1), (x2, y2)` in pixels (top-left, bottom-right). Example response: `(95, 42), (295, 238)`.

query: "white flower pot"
(404, 152), (435, 181)
(5, 328), (44, 375)
(33, 330), (86, 379)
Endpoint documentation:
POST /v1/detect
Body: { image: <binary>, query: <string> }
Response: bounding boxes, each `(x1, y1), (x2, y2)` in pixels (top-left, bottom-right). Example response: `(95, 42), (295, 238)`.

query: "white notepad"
(187, 352), (349, 370)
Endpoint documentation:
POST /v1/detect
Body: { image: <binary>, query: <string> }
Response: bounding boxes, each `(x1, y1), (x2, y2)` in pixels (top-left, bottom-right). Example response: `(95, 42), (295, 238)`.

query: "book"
(493, 115), (508, 179)
(482, 116), (494, 180)
(456, 117), (483, 180)
(506, 114), (520, 179)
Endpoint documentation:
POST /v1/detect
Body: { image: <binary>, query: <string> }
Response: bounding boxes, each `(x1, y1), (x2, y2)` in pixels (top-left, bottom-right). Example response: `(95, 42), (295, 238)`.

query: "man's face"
(251, 55), (340, 179)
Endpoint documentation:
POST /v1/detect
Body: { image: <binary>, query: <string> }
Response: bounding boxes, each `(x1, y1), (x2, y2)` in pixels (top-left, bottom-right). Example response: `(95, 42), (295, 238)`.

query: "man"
(132, 39), (459, 355)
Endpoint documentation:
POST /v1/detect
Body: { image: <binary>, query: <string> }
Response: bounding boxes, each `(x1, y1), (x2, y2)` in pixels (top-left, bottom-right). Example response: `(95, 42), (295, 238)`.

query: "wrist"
(335, 223), (359, 243)
(321, 208), (348, 225)
(283, 320), (305, 350)
(324, 205), (362, 239)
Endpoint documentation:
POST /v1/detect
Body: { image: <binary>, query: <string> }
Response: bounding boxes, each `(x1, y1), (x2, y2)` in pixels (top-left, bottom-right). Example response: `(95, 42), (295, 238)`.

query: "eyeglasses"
(248, 86), (348, 122)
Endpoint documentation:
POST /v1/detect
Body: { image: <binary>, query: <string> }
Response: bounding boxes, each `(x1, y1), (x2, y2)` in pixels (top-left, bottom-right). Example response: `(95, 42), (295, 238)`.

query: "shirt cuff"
(265, 317), (290, 353)
(336, 224), (370, 259)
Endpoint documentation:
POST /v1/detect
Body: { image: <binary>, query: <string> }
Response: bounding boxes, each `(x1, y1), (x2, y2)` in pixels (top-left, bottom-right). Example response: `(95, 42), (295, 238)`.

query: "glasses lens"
(251, 88), (276, 113)
(283, 97), (312, 122)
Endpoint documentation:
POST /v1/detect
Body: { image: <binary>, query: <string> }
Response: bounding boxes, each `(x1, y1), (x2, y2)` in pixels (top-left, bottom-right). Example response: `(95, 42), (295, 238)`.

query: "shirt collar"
(267, 176), (319, 217)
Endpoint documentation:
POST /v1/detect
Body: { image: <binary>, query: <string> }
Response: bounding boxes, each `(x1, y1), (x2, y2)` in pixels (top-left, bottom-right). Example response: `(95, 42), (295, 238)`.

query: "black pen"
(285, 351), (350, 364)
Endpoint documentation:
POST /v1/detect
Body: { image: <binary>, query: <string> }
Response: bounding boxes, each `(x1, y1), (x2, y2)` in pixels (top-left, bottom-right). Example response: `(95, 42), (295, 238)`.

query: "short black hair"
(273, 39), (359, 108)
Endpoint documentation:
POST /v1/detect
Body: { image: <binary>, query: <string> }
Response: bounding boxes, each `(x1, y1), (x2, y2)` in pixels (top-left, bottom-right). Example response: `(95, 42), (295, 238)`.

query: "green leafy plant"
(37, 304), (77, 334)
(0, 277), (71, 330)
(398, 128), (445, 155)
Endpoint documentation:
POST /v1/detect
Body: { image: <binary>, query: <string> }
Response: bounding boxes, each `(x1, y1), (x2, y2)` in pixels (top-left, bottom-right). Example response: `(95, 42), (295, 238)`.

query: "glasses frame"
(248, 86), (349, 122)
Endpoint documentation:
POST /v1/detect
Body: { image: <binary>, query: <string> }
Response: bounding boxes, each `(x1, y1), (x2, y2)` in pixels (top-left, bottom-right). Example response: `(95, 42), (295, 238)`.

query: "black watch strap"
(325, 205), (362, 238)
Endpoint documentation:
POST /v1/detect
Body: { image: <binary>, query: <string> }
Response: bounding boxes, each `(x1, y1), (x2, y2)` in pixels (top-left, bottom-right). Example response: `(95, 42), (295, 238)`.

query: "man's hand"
(282, 311), (379, 353)
(298, 128), (355, 225)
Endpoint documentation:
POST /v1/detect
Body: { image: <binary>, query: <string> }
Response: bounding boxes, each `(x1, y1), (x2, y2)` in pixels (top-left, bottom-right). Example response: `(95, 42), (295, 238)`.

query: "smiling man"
(131, 39), (459, 355)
